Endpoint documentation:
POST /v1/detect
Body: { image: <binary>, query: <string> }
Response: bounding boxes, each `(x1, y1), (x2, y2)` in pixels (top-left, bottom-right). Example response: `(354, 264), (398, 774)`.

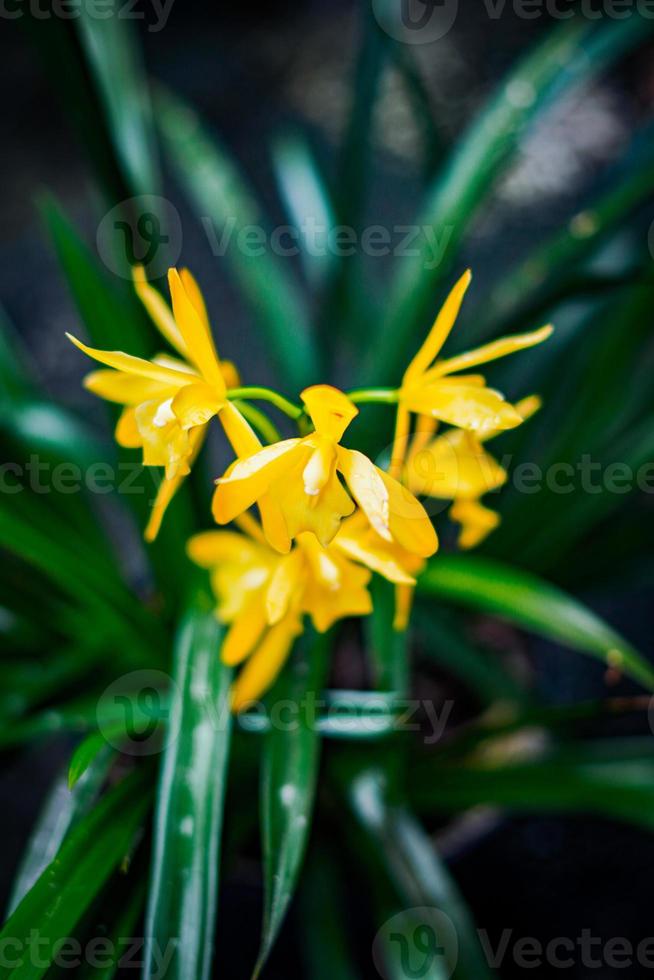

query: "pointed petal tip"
(502, 410), (525, 430)
(66, 333), (93, 357)
(81, 371), (100, 390)
(515, 393), (542, 422)
(166, 266), (184, 300)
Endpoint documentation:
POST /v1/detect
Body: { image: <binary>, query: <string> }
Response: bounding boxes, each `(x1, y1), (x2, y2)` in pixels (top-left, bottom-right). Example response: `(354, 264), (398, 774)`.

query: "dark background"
(2, 3), (654, 977)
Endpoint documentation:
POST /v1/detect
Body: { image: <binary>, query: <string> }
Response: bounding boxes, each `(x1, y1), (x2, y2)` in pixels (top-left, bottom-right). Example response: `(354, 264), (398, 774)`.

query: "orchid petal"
(403, 269), (472, 383)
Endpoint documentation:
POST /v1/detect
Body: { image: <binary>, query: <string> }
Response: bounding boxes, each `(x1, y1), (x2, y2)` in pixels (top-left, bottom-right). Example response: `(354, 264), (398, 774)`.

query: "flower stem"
(232, 400), (281, 444)
(388, 403), (410, 480)
(347, 387), (398, 405)
(227, 386), (304, 420)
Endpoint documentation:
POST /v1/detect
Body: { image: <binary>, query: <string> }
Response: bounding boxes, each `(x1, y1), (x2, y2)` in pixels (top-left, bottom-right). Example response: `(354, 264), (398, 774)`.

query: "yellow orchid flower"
(212, 384), (438, 559)
(333, 510), (426, 631)
(67, 266), (250, 540)
(187, 519), (375, 710)
(405, 395), (542, 549)
(390, 269), (552, 477)
(405, 420), (508, 502)
(449, 498), (502, 550)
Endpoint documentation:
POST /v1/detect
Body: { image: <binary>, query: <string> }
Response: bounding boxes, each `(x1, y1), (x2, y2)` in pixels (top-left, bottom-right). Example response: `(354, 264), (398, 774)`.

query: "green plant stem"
(226, 387), (303, 420)
(347, 387), (398, 405)
(233, 401), (281, 444)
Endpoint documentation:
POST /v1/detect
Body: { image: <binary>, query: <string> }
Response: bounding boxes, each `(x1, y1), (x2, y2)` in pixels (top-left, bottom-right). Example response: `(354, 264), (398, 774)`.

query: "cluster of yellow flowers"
(69, 267), (551, 708)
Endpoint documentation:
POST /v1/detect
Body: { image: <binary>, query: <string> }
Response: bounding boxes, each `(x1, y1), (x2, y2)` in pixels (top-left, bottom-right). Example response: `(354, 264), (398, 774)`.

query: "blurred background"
(3, 3), (654, 976)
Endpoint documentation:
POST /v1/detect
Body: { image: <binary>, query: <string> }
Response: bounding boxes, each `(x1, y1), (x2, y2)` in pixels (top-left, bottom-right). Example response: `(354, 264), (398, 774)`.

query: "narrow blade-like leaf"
(253, 630), (331, 977)
(143, 601), (232, 980)
(7, 750), (114, 915)
(0, 771), (149, 980)
(74, 11), (160, 199)
(418, 555), (654, 689)
(347, 768), (494, 980)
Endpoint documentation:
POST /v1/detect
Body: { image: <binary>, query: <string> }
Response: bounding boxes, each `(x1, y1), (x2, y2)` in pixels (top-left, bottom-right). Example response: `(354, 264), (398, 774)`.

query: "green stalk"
(227, 387), (304, 420)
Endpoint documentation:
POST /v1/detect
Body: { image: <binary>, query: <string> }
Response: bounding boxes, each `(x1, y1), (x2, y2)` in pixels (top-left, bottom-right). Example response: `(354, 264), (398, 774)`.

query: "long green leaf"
(23, 14), (133, 207)
(41, 194), (153, 355)
(253, 630), (331, 978)
(68, 732), (119, 790)
(410, 739), (654, 831)
(429, 696), (650, 764)
(143, 601), (232, 980)
(155, 87), (319, 389)
(27, 11), (158, 205)
(271, 132), (335, 289)
(74, 12), (160, 200)
(323, 6), (390, 357)
(7, 750), (114, 915)
(418, 555), (654, 689)
(347, 768), (494, 980)
(0, 771), (149, 980)
(1, 401), (108, 470)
